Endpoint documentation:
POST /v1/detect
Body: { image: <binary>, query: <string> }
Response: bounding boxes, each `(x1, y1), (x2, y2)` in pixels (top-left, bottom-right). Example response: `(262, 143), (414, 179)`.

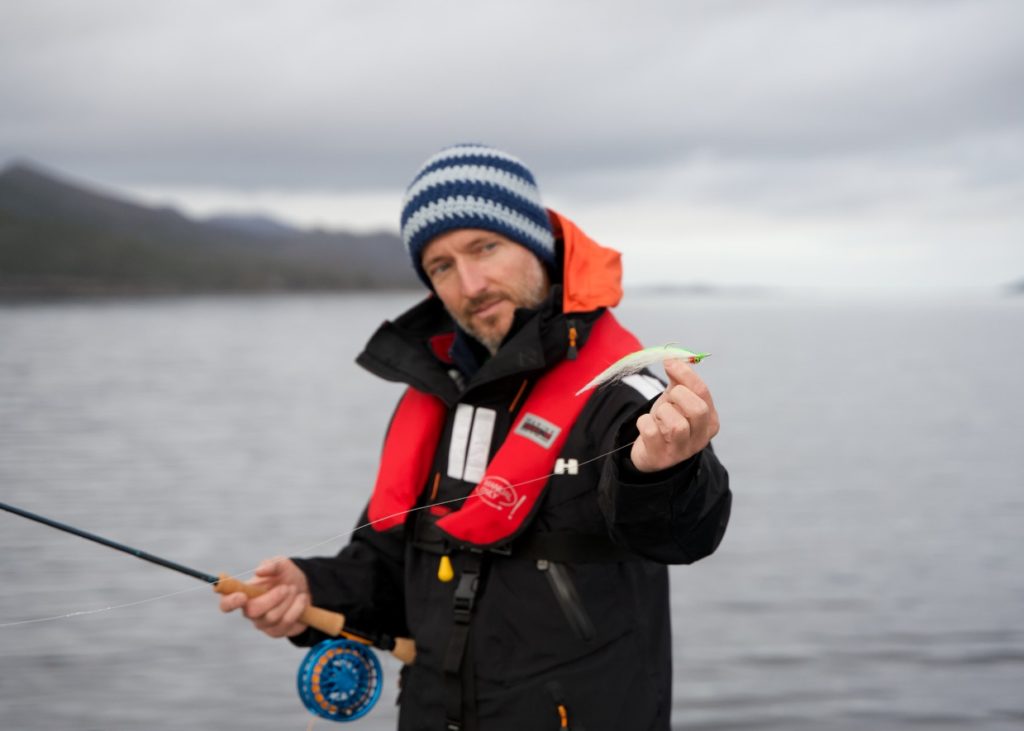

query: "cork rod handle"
(214, 573), (416, 664)
(213, 574), (345, 636)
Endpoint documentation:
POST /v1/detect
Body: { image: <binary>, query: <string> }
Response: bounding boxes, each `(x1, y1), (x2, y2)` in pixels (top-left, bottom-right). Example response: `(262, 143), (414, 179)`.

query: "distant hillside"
(205, 213), (303, 238)
(0, 161), (418, 296)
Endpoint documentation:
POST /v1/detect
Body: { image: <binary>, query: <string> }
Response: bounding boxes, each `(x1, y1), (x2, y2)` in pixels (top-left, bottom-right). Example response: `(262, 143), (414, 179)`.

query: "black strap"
(511, 532), (641, 563)
(443, 552), (483, 731)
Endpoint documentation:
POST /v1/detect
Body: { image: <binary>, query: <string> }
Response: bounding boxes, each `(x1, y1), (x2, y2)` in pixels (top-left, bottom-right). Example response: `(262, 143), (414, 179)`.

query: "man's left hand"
(629, 359), (720, 473)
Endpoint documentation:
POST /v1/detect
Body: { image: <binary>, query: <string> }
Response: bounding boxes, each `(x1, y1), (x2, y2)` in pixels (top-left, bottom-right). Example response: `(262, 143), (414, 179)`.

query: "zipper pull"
(566, 320), (578, 360)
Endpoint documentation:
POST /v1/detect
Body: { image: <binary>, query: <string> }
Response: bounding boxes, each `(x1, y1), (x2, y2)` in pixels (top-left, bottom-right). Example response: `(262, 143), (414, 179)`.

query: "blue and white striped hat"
(400, 144), (556, 287)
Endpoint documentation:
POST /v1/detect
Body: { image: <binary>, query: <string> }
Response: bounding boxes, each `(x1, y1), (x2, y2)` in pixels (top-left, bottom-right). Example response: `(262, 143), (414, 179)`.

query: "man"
(221, 144), (731, 730)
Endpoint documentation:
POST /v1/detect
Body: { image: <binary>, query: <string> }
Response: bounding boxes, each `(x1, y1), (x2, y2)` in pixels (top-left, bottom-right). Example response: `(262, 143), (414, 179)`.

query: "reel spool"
(297, 638), (383, 722)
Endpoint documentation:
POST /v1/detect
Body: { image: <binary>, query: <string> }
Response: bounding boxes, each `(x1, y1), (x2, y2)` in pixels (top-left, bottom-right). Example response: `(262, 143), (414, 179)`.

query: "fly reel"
(296, 638), (383, 722)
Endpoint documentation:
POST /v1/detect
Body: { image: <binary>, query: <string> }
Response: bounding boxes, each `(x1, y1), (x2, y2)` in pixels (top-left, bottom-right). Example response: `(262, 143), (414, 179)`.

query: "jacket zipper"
(537, 560), (595, 641)
(546, 681), (573, 729)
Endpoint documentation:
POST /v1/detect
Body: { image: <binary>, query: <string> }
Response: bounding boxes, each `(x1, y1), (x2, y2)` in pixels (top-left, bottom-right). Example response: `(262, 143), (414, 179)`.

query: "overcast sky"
(2, 0), (1022, 290)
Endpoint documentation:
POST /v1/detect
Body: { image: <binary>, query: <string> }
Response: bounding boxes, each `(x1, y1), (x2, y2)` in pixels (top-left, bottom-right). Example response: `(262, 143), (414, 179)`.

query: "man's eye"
(428, 262), (450, 279)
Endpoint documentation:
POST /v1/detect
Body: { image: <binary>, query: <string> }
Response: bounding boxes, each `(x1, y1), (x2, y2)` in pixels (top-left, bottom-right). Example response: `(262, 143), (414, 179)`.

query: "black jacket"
(292, 287), (731, 731)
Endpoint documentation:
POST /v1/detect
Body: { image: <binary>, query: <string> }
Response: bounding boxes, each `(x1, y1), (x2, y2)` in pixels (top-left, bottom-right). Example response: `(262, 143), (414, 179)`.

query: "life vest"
(368, 310), (642, 548)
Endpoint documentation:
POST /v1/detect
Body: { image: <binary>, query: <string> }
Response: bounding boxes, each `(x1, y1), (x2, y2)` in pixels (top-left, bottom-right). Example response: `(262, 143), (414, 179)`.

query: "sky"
(1, 0), (1022, 290)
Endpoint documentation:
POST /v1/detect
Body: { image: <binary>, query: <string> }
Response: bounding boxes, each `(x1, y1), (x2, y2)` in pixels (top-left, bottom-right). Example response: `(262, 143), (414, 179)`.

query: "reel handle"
(214, 574), (417, 665)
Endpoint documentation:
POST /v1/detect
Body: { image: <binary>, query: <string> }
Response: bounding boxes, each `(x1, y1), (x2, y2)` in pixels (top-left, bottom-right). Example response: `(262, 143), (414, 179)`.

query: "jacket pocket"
(537, 560), (596, 642)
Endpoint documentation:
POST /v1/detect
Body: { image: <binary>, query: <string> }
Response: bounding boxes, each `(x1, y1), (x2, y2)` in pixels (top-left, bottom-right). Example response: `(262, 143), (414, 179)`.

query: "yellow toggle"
(437, 554), (454, 583)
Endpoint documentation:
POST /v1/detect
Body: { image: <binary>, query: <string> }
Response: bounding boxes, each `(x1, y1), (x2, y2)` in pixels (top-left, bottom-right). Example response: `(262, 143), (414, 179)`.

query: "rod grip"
(214, 573), (344, 637)
(215, 573), (419, 663)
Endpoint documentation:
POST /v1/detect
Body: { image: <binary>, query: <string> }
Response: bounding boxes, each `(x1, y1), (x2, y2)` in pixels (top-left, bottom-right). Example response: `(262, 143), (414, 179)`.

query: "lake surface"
(2, 291), (1023, 730)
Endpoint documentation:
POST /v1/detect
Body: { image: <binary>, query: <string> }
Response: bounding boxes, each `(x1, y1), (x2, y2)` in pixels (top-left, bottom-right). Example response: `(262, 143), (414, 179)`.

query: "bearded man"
(221, 144), (731, 731)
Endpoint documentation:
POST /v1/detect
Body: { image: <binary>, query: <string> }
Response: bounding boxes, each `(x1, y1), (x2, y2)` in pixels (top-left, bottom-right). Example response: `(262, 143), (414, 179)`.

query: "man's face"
(422, 228), (551, 355)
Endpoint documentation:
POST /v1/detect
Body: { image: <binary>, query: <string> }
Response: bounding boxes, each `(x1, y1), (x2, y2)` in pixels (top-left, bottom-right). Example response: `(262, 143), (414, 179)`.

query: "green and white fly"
(576, 345), (710, 396)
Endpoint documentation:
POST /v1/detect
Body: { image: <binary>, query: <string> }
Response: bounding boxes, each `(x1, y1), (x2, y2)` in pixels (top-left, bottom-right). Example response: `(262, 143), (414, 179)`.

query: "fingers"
(249, 585), (309, 638)
(662, 383), (709, 423)
(664, 359), (715, 411)
(663, 359), (719, 440)
(649, 398), (691, 444)
(248, 584), (294, 622)
(218, 557), (311, 638)
(223, 584), (309, 638)
(274, 591), (311, 636)
(219, 591), (247, 614)
(629, 359), (720, 473)
(254, 556), (310, 593)
(253, 556), (287, 581)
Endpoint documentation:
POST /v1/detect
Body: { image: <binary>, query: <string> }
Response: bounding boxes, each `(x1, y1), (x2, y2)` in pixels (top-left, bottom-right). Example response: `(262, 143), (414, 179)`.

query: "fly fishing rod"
(1, 500), (415, 722)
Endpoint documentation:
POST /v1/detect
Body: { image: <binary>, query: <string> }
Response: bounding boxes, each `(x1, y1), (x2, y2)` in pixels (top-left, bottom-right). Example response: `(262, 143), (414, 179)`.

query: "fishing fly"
(575, 345), (709, 395)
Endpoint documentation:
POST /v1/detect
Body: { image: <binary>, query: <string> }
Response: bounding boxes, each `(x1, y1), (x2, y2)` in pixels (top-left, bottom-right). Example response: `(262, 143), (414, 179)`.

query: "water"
(1, 291), (1022, 730)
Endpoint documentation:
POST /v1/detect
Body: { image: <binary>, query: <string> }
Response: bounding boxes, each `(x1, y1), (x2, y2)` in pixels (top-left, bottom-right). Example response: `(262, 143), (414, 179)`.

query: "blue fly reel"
(297, 638), (383, 722)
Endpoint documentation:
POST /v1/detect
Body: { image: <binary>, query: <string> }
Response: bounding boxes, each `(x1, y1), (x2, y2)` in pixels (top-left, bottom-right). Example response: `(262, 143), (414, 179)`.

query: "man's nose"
(456, 260), (488, 297)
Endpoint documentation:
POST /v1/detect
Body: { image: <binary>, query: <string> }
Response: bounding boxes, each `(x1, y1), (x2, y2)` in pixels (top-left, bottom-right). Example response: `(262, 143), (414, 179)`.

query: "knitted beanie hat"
(400, 144), (556, 287)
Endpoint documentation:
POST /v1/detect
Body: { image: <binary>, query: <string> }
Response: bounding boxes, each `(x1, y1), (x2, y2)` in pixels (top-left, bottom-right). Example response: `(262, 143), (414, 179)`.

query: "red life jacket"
(368, 310), (641, 547)
(367, 210), (642, 548)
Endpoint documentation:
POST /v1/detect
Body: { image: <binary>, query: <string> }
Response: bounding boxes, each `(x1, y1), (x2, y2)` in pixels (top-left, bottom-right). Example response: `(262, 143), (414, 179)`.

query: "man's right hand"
(218, 556), (311, 638)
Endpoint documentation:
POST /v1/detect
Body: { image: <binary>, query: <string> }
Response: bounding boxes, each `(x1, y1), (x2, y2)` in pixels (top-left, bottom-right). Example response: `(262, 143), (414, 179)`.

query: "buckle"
(452, 568), (479, 623)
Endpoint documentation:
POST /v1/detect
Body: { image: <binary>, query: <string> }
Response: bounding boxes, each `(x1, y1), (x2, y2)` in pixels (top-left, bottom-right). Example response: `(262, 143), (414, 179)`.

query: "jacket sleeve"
(595, 385), (732, 565)
(288, 505), (408, 647)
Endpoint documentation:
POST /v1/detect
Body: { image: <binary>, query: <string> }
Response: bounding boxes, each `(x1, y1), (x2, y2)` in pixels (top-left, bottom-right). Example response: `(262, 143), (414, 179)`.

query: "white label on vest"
(622, 374), (664, 400)
(447, 404), (475, 481)
(462, 407), (496, 484)
(514, 412), (562, 450)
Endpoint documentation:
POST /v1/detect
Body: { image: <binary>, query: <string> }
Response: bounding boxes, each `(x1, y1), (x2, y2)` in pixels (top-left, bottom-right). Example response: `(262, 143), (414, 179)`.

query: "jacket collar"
(355, 211), (621, 405)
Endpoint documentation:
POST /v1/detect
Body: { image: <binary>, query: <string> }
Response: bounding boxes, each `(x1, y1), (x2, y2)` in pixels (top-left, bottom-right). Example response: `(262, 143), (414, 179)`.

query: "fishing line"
(1, 429), (653, 721)
(0, 586), (210, 629)
(343, 440), (636, 541)
(0, 501), (399, 721)
(0, 440), (638, 630)
(1, 343), (699, 629)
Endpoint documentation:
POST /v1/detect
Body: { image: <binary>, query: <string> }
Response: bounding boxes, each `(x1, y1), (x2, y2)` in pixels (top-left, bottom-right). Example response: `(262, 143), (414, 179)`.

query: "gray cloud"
(2, 1), (1020, 185)
(1, 0), (1021, 287)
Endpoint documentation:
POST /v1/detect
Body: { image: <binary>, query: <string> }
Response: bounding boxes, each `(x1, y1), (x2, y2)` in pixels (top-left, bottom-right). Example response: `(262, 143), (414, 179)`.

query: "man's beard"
(450, 266), (549, 355)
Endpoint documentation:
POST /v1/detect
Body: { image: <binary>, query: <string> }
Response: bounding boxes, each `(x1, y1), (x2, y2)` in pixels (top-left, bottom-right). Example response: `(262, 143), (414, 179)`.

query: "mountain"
(204, 213), (302, 238)
(0, 161), (418, 296)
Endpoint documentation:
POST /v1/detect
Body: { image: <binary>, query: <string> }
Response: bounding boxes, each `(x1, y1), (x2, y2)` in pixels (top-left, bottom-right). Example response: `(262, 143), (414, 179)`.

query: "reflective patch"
(514, 412), (562, 449)
(447, 404), (474, 480)
(463, 407), (496, 484)
(448, 405), (497, 483)
(622, 374), (664, 400)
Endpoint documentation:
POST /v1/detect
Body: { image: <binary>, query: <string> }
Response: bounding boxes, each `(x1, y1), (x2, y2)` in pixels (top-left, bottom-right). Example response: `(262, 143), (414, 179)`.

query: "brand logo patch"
(513, 412), (562, 449)
(478, 475), (518, 511)
(554, 458), (579, 476)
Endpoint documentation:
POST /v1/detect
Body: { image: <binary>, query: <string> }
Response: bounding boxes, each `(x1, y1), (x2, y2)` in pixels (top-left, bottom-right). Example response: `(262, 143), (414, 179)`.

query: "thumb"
(663, 358), (694, 387)
(253, 556), (289, 579)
